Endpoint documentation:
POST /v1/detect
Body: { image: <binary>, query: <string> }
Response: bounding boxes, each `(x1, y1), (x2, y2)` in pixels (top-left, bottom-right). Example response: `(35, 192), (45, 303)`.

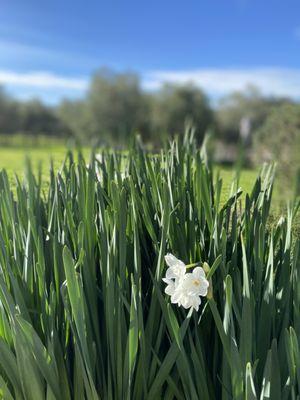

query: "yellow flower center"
(193, 279), (200, 286)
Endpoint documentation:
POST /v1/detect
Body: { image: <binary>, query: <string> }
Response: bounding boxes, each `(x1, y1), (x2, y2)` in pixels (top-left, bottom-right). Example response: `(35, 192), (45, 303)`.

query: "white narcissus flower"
(163, 254), (209, 312)
(181, 267), (209, 298)
(162, 254), (186, 297)
(174, 267), (209, 311)
(164, 254), (186, 279)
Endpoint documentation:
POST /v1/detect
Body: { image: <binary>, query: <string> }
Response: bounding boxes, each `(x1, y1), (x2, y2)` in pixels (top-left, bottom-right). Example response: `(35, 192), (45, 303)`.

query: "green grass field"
(0, 146), (257, 200)
(0, 146), (67, 182)
(0, 144), (296, 236)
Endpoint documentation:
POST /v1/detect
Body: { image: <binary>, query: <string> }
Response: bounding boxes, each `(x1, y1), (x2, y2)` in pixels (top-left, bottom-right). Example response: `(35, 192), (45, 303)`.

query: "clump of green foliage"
(254, 103), (300, 197)
(0, 135), (299, 399)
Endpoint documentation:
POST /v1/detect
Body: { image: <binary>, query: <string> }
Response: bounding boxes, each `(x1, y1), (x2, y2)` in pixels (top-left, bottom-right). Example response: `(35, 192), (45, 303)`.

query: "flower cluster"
(163, 253), (209, 311)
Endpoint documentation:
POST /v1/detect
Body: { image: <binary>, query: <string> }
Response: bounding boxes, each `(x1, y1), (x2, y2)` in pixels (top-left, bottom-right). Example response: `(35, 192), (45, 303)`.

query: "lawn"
(0, 145), (257, 203)
(0, 144), (293, 233)
(0, 146), (68, 186)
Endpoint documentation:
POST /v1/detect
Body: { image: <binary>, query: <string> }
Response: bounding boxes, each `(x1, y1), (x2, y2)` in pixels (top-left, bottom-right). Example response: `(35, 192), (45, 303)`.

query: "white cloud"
(0, 70), (88, 90)
(1, 67), (300, 104)
(143, 68), (300, 99)
(0, 69), (88, 104)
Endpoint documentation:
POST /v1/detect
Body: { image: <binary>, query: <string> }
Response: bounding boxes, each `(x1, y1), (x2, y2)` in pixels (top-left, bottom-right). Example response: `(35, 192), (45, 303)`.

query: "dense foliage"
(0, 88), (69, 137)
(59, 70), (151, 142)
(0, 135), (299, 399)
(150, 83), (213, 141)
(0, 70), (213, 144)
(2, 69), (295, 149)
(215, 86), (291, 143)
(254, 103), (300, 196)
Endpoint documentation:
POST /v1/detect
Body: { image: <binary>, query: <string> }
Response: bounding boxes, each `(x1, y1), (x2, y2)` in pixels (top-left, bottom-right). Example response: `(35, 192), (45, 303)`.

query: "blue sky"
(1, 0), (300, 104)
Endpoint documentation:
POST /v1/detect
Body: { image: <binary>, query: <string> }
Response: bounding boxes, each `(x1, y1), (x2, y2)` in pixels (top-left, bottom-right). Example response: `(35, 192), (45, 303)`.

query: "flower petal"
(180, 295), (192, 309)
(190, 296), (201, 311)
(165, 283), (176, 296)
(192, 267), (206, 279)
(198, 280), (209, 296)
(162, 277), (173, 284)
(165, 268), (177, 280)
(171, 290), (182, 304)
(165, 253), (185, 269)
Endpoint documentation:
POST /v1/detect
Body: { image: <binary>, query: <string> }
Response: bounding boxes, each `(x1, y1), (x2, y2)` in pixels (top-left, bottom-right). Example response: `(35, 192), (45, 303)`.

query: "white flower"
(164, 253), (186, 277)
(163, 254), (209, 312)
(181, 267), (209, 297)
(173, 267), (209, 311)
(162, 254), (186, 296)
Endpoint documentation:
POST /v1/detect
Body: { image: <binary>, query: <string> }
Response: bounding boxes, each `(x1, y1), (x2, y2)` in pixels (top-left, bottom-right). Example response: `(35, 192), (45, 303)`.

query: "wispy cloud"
(143, 68), (300, 99)
(1, 67), (300, 104)
(0, 39), (99, 71)
(0, 70), (87, 90)
(0, 69), (88, 104)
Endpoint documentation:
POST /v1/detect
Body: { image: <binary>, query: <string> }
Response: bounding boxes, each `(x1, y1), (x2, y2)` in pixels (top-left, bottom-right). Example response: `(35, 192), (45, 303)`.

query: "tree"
(87, 68), (150, 142)
(19, 100), (69, 136)
(0, 87), (21, 134)
(59, 69), (151, 143)
(57, 99), (91, 140)
(216, 86), (291, 143)
(151, 83), (213, 142)
(254, 103), (300, 196)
